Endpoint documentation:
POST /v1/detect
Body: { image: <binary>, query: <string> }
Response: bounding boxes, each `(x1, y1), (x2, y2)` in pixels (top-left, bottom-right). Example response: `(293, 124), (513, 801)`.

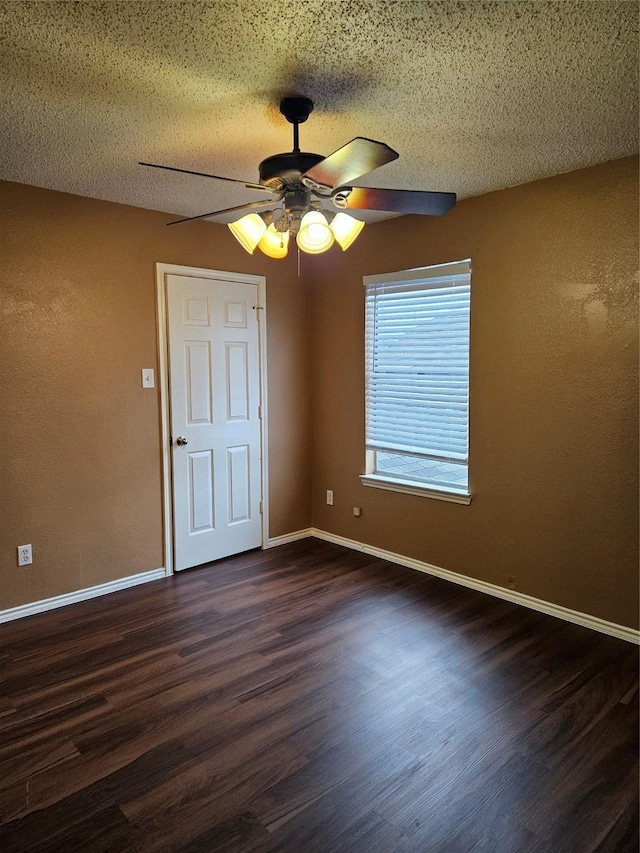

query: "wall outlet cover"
(18, 544), (32, 566)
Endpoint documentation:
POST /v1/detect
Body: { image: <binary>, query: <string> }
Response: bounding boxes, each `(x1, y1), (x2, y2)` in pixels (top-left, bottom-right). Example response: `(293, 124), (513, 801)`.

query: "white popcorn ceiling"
(0, 1), (637, 224)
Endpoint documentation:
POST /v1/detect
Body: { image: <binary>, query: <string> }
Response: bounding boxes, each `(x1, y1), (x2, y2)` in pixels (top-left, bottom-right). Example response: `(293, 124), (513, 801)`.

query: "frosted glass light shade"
(258, 223), (289, 258)
(330, 212), (365, 250)
(228, 213), (267, 254)
(296, 211), (334, 255)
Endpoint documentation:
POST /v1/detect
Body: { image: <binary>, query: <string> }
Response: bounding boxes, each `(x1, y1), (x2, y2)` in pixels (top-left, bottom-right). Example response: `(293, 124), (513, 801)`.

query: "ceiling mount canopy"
(139, 95), (457, 258)
(279, 95), (314, 151)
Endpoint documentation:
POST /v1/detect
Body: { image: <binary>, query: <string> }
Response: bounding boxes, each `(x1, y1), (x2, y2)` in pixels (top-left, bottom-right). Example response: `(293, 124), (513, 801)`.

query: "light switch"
(141, 369), (155, 388)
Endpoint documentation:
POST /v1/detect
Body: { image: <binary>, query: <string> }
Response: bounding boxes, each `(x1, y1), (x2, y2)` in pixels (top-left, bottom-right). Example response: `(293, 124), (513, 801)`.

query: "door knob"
(175, 436), (188, 447)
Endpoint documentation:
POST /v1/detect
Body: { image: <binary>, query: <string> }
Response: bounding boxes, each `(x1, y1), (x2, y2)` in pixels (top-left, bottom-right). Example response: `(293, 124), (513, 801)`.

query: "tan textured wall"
(0, 181), (311, 609)
(309, 157), (639, 630)
(2, 159), (637, 628)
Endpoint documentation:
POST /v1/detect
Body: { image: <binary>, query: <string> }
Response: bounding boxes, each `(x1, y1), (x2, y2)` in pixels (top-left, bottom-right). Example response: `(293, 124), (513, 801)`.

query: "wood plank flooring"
(0, 537), (637, 852)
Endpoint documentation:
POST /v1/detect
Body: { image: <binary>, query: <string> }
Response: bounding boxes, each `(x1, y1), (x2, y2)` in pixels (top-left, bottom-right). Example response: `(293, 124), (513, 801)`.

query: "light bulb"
(228, 213), (267, 254)
(296, 211), (334, 255)
(258, 223), (289, 259)
(330, 212), (365, 250)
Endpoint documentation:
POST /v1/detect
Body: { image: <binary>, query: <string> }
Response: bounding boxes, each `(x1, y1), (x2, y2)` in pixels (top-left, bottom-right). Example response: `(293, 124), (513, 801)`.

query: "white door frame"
(155, 262), (269, 576)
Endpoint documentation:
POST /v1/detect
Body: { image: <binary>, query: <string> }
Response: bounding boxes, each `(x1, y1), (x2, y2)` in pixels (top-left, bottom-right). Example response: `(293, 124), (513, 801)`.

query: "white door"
(166, 273), (263, 570)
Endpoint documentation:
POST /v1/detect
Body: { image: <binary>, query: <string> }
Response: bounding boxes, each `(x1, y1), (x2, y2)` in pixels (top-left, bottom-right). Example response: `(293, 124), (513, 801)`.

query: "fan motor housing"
(259, 151), (324, 189)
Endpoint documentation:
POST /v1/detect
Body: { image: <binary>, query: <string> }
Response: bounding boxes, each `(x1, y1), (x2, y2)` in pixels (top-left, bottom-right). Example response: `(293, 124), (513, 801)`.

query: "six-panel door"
(167, 274), (262, 570)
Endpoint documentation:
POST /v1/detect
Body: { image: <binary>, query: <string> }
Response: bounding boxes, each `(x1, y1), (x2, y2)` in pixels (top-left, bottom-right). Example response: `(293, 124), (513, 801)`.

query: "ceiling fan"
(140, 96), (456, 258)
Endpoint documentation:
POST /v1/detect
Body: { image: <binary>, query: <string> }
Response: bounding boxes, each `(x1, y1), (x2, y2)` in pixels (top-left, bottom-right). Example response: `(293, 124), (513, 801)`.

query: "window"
(361, 260), (471, 504)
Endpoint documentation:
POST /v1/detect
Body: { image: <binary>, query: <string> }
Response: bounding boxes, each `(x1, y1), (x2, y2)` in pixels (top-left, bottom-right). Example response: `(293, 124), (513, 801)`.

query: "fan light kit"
(140, 96), (457, 259)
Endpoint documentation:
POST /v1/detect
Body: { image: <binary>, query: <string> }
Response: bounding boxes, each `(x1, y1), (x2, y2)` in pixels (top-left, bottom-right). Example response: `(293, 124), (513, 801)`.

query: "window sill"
(360, 474), (472, 505)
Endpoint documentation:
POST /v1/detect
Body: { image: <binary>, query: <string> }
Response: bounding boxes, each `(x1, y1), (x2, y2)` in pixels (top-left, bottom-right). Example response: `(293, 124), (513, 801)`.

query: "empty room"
(0, 2), (638, 851)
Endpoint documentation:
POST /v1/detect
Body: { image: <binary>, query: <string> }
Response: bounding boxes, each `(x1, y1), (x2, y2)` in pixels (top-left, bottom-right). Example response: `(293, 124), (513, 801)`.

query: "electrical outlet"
(353, 506), (362, 517)
(326, 490), (334, 506)
(17, 544), (32, 566)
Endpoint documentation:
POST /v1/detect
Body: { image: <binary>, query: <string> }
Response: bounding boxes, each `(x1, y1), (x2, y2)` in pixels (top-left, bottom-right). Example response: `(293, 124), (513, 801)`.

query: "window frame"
(360, 259), (472, 505)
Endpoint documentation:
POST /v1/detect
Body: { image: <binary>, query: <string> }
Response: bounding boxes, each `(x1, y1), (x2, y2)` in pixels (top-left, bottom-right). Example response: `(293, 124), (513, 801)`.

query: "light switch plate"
(141, 369), (155, 388)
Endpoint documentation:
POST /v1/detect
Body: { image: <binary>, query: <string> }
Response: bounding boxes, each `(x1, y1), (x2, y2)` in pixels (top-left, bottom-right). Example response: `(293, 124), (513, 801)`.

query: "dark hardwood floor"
(0, 538), (637, 852)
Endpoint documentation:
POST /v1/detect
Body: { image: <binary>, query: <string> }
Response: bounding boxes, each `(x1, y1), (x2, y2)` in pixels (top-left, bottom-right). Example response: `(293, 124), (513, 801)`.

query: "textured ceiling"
(0, 1), (637, 224)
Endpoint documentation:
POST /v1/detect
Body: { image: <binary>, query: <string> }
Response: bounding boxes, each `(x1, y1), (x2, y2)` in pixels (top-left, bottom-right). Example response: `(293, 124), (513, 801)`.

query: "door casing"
(156, 262), (268, 576)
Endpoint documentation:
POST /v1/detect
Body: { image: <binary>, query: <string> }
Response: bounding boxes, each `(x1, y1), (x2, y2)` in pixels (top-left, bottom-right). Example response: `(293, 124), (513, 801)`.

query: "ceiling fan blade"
(166, 197), (280, 226)
(331, 186), (456, 215)
(301, 138), (398, 190)
(139, 162), (277, 194)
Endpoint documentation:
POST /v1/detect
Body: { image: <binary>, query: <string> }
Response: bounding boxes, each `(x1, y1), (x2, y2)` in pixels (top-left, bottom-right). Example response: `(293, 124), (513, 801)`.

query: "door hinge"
(259, 500), (264, 514)
(258, 405), (262, 419)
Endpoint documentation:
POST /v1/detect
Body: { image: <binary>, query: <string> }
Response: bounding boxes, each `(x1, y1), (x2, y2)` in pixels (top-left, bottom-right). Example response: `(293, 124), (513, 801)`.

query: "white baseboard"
(268, 527), (639, 645)
(4, 530), (637, 645)
(0, 568), (167, 624)
(266, 528), (314, 548)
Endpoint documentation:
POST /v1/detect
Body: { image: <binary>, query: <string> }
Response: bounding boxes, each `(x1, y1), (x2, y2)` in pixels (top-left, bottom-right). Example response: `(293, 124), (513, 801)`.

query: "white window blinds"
(364, 260), (471, 492)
